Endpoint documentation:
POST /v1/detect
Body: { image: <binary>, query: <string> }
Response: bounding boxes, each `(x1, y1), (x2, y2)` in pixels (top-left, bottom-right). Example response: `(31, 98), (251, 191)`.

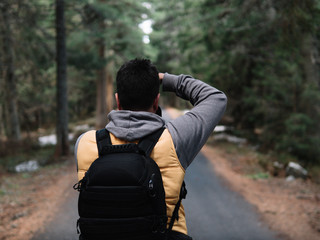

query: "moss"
(247, 172), (270, 180)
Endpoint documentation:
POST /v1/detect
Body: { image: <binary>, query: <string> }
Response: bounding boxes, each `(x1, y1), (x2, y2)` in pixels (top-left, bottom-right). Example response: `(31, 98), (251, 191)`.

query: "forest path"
(31, 149), (279, 240)
(30, 166), (78, 240)
(31, 109), (280, 239)
(184, 152), (278, 240)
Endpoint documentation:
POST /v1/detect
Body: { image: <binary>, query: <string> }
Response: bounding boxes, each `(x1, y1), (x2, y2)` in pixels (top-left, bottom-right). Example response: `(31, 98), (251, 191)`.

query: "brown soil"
(202, 145), (320, 240)
(0, 160), (75, 240)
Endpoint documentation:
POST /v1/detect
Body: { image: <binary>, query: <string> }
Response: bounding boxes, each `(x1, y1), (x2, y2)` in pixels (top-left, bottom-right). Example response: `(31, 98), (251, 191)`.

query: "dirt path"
(0, 161), (76, 240)
(31, 151), (279, 240)
(202, 145), (320, 240)
(184, 152), (278, 239)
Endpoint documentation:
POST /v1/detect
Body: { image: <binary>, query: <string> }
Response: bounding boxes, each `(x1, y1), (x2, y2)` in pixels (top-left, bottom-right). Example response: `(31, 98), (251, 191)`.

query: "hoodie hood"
(106, 110), (166, 141)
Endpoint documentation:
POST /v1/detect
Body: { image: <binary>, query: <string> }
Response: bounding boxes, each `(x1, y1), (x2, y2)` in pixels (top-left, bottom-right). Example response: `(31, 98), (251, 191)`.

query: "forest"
(0, 0), (319, 170)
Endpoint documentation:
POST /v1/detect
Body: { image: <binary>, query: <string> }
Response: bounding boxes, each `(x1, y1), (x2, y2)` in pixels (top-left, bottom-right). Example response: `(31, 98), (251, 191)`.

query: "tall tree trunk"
(0, 3), (21, 140)
(55, 0), (69, 156)
(0, 105), (4, 137)
(95, 40), (107, 129)
(302, 35), (320, 89)
(0, 49), (3, 138)
(106, 60), (114, 114)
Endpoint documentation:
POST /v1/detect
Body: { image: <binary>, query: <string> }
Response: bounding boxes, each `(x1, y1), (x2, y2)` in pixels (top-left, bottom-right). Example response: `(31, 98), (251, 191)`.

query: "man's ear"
(152, 93), (160, 113)
(115, 93), (122, 110)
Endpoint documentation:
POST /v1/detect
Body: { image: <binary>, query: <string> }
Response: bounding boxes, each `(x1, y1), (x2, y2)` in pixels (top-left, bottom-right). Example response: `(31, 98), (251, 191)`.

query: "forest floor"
(202, 143), (320, 240)
(0, 109), (319, 240)
(0, 160), (75, 240)
(0, 143), (319, 240)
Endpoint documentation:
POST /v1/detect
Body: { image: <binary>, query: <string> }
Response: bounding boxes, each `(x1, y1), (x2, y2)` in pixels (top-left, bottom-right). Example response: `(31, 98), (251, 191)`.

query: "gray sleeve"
(74, 133), (84, 172)
(162, 73), (227, 169)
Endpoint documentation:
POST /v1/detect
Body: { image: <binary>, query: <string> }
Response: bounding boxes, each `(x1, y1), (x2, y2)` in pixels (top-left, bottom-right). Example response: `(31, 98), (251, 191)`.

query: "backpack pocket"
(78, 216), (164, 240)
(79, 186), (153, 218)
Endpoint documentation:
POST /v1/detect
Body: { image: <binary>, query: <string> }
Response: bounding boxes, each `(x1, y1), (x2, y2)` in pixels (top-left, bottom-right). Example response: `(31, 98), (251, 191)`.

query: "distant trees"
(0, 0), (56, 139)
(0, 0), (147, 140)
(0, 0), (318, 165)
(0, 2), (21, 140)
(151, 0), (320, 165)
(67, 0), (146, 128)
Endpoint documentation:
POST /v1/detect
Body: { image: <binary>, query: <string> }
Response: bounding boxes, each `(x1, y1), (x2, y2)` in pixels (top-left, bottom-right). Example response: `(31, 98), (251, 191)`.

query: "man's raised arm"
(161, 73), (227, 169)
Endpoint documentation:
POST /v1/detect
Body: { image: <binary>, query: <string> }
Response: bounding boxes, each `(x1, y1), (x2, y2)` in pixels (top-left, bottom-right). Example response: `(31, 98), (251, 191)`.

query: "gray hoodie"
(103, 73), (227, 169)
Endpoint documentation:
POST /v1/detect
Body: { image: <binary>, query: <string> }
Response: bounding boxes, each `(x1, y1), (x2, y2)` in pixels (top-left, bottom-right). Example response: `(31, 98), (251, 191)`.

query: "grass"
(309, 166), (320, 184)
(0, 159), (69, 204)
(208, 138), (320, 184)
(0, 145), (55, 172)
(0, 188), (6, 197)
(247, 172), (270, 180)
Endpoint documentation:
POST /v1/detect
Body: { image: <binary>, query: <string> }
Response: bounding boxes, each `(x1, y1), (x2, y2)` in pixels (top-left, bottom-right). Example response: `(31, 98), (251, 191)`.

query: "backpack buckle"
(181, 181), (187, 199)
(73, 181), (82, 192)
(73, 175), (88, 192)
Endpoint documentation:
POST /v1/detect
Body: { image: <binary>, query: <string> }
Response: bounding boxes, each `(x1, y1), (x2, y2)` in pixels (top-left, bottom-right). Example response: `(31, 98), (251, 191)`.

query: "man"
(75, 58), (227, 239)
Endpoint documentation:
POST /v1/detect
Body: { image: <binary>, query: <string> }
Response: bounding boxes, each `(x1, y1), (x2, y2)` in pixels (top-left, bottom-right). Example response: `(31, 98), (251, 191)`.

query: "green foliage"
(277, 113), (320, 164)
(151, 0), (320, 166)
(0, 188), (6, 197)
(0, 0), (149, 133)
(67, 0), (146, 65)
(0, 0), (57, 133)
(0, 142), (55, 171)
(65, 0), (147, 120)
(247, 172), (270, 180)
(0, 0), (319, 167)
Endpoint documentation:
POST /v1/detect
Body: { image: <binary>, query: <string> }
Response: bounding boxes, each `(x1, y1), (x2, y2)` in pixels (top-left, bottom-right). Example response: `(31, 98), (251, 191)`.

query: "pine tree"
(150, 0), (320, 165)
(0, 1), (21, 140)
(67, 0), (146, 128)
(55, 0), (69, 157)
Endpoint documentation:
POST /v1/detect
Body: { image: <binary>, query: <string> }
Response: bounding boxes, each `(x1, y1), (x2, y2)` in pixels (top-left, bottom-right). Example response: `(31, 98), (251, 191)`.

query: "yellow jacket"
(76, 128), (188, 234)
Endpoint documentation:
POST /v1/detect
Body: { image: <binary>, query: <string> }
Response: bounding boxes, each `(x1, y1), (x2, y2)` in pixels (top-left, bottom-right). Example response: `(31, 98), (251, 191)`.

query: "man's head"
(116, 58), (160, 112)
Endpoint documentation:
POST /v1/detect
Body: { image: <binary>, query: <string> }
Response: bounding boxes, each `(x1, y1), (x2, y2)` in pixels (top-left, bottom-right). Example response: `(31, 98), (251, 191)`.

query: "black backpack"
(73, 127), (187, 240)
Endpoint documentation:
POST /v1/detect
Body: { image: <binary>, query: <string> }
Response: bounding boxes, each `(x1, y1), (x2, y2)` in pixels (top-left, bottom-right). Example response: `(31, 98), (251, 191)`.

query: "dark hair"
(116, 58), (159, 111)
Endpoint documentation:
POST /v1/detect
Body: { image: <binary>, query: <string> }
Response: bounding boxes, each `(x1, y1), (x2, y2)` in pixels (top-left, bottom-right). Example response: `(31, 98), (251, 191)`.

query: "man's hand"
(158, 73), (164, 83)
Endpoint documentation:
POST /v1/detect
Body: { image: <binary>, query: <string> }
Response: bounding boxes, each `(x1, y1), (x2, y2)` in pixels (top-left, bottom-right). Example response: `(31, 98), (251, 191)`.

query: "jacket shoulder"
(76, 130), (99, 180)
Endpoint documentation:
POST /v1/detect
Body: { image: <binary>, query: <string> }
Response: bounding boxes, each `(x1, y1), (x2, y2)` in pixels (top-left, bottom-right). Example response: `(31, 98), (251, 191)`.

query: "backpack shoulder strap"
(96, 128), (112, 157)
(168, 181), (188, 232)
(138, 127), (165, 156)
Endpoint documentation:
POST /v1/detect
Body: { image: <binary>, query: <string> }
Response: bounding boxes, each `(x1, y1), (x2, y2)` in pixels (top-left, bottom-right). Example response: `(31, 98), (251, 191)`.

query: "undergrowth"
(208, 137), (320, 183)
(0, 139), (55, 172)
